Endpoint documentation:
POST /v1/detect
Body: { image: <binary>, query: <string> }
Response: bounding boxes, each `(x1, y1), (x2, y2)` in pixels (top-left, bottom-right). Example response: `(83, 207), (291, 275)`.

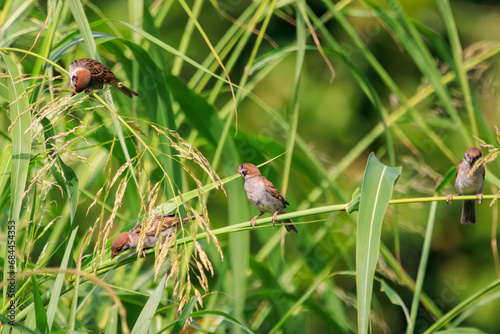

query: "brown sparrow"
(446, 147), (485, 224)
(69, 58), (139, 98)
(236, 163), (299, 234)
(111, 214), (191, 259)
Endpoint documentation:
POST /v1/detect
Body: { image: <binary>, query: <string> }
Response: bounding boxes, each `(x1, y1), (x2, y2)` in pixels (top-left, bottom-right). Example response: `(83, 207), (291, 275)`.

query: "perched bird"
(446, 147), (485, 224)
(69, 58), (139, 98)
(111, 214), (192, 259)
(236, 163), (298, 234)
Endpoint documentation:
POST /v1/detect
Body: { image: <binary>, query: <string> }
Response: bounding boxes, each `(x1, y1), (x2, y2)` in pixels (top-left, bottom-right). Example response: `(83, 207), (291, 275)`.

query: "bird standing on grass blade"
(446, 147), (485, 224)
(236, 163), (299, 234)
(111, 214), (192, 259)
(69, 58), (140, 98)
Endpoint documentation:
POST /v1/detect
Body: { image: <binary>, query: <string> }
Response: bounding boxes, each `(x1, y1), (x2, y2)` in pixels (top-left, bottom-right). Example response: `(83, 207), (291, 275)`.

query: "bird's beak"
(111, 251), (117, 259)
(235, 166), (241, 173)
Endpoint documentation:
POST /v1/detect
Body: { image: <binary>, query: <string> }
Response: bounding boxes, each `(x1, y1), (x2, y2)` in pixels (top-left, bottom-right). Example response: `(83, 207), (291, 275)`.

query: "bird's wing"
(87, 60), (119, 83)
(261, 176), (289, 206)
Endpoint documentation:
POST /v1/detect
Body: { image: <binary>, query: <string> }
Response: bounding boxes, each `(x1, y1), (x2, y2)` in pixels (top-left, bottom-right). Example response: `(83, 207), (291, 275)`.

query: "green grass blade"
(0, 314), (37, 333)
(435, 0), (478, 135)
(380, 0), (470, 146)
(424, 279), (500, 333)
(323, 0), (458, 164)
(41, 117), (79, 225)
(31, 276), (49, 334)
(451, 292), (500, 328)
(170, 296), (197, 334)
(47, 227), (79, 330)
(66, 0), (97, 57)
(171, 0), (202, 75)
(281, 0), (304, 195)
(105, 19), (243, 89)
(0, 145), (12, 198)
(379, 279), (410, 324)
(0, 0), (34, 45)
(268, 259), (344, 334)
(436, 329), (488, 334)
(104, 305), (119, 334)
(407, 198), (439, 334)
(29, 0), (63, 101)
(356, 153), (401, 333)
(188, 310), (254, 333)
(130, 273), (168, 334)
(2, 52), (32, 309)
(436, 167), (457, 193)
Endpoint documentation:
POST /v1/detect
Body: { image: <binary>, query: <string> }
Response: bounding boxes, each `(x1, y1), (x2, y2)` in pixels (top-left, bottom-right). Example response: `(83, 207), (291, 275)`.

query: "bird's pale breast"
(244, 179), (284, 213)
(456, 163), (484, 194)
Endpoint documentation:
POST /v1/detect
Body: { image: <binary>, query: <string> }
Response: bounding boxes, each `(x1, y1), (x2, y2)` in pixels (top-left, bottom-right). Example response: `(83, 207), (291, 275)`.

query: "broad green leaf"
(379, 279), (410, 324)
(356, 153), (401, 334)
(131, 273), (168, 334)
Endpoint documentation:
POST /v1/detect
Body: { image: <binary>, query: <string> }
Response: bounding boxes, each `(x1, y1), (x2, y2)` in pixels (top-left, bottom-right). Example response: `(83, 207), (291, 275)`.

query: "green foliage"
(2, 0), (500, 333)
(356, 154), (401, 333)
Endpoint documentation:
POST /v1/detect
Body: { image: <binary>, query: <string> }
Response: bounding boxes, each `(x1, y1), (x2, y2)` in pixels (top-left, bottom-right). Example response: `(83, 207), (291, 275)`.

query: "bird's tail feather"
(283, 219), (299, 234)
(117, 82), (140, 98)
(461, 200), (476, 224)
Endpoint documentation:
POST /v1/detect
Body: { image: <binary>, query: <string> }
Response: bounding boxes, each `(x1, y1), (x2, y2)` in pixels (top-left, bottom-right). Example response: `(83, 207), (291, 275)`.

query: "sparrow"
(69, 58), (139, 98)
(446, 147), (485, 224)
(111, 214), (192, 259)
(236, 163), (299, 234)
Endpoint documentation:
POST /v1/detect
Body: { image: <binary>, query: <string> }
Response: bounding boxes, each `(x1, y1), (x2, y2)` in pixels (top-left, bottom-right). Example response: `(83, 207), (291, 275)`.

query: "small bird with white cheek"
(446, 147), (485, 224)
(236, 163), (299, 234)
(111, 214), (192, 259)
(69, 58), (139, 98)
